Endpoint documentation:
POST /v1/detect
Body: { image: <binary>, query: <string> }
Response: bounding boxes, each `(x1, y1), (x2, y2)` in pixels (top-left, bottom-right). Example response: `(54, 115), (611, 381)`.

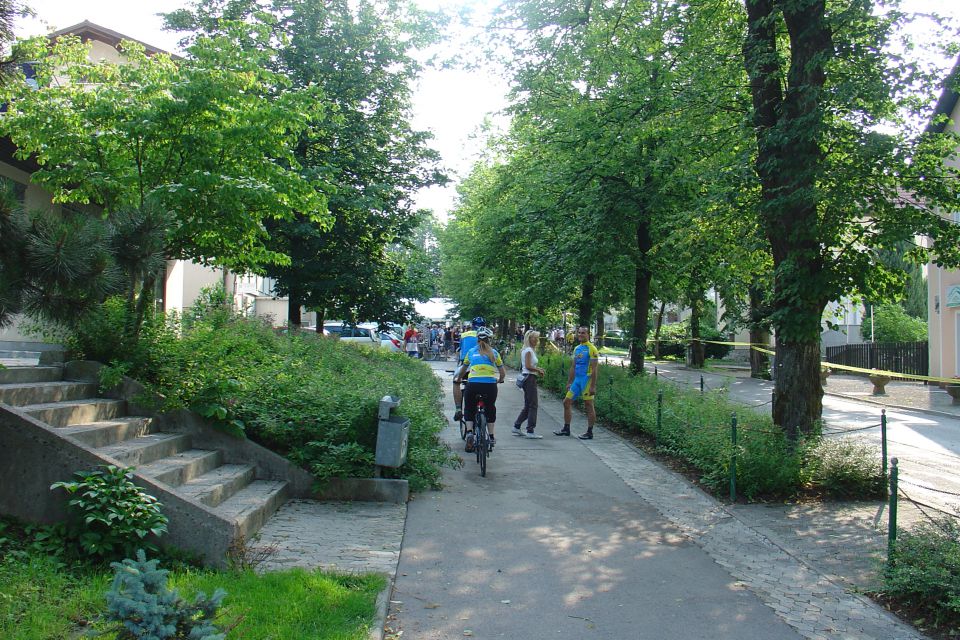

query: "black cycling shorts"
(464, 381), (498, 423)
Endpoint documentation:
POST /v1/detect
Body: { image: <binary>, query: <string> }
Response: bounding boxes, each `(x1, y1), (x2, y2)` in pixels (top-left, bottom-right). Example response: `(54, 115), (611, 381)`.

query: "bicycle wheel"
(475, 411), (488, 477)
(459, 416), (467, 441)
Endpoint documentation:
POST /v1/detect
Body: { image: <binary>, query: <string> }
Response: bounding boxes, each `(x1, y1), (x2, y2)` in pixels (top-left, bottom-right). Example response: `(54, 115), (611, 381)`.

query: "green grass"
(0, 555), (109, 640)
(0, 558), (383, 640)
(171, 568), (385, 639)
(598, 346), (628, 356)
(0, 518), (385, 640)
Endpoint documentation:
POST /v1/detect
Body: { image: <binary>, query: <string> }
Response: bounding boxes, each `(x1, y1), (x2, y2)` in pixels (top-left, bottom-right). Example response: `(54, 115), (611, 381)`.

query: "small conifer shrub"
(106, 550), (227, 640)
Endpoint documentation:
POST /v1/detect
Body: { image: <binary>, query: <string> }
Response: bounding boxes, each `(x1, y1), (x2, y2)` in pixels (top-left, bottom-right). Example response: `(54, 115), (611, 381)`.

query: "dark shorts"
(464, 381), (498, 423)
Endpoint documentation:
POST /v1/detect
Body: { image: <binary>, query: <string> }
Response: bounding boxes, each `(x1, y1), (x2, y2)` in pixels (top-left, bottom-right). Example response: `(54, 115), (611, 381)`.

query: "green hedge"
(517, 350), (882, 500)
(69, 297), (457, 491)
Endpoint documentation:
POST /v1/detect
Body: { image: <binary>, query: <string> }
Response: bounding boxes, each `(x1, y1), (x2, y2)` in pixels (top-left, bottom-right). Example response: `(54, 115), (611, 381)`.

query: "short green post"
(656, 390), (663, 446)
(881, 409), (888, 483)
(700, 375), (704, 394)
(654, 366), (658, 378)
(608, 375), (614, 403)
(730, 413), (738, 502)
(888, 457), (899, 563)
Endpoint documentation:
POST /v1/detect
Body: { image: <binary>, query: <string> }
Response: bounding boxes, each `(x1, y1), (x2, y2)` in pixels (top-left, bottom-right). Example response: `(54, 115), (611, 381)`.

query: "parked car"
(322, 323), (378, 346)
(378, 331), (404, 352)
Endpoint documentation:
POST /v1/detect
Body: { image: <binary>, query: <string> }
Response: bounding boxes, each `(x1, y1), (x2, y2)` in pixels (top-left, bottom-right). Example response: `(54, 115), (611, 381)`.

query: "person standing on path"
(554, 325), (600, 439)
(512, 329), (546, 438)
(404, 324), (420, 358)
(455, 326), (506, 452)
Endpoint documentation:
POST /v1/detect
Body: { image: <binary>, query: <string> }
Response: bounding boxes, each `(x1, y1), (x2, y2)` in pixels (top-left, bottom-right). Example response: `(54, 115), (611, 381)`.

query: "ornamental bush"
(68, 291), (457, 491)
(530, 352), (882, 500)
(51, 465), (168, 561)
(883, 518), (960, 630)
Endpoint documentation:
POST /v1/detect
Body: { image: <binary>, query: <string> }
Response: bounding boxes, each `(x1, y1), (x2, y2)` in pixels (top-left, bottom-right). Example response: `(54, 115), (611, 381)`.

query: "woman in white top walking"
(512, 330), (547, 438)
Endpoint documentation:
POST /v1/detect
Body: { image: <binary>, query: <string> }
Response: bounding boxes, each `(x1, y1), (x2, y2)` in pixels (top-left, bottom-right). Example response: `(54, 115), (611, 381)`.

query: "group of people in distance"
(452, 318), (600, 454)
(402, 323), (465, 359)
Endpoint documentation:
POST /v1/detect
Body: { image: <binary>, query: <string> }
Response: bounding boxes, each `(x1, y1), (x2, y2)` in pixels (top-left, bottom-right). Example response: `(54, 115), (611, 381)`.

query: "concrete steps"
(21, 398), (127, 427)
(216, 480), (289, 539)
(0, 365), (292, 561)
(60, 416), (155, 447)
(0, 381), (98, 407)
(0, 366), (62, 384)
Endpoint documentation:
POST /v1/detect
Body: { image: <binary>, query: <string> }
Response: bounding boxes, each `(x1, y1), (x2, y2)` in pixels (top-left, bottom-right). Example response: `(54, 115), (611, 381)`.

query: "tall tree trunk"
(772, 340), (823, 441)
(748, 284), (771, 379)
(577, 273), (595, 328)
(689, 292), (705, 368)
(743, 0), (831, 436)
(629, 222), (653, 375)
(595, 310), (604, 348)
(132, 273), (157, 340)
(288, 292), (302, 328)
(653, 300), (666, 360)
(315, 308), (325, 332)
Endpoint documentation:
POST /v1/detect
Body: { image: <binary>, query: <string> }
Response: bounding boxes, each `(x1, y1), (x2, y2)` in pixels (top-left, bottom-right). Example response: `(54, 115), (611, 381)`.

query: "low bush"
(50, 465), (168, 561)
(530, 352), (882, 500)
(883, 518), (960, 632)
(647, 322), (732, 360)
(801, 437), (885, 498)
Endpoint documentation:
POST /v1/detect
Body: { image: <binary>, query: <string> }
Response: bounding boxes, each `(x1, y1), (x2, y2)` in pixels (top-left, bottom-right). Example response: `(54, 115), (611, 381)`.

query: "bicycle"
(449, 372), (468, 441)
(473, 392), (491, 477)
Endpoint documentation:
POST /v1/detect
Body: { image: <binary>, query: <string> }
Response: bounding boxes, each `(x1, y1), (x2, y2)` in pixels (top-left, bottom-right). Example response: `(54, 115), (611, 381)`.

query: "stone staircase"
(0, 363), (312, 565)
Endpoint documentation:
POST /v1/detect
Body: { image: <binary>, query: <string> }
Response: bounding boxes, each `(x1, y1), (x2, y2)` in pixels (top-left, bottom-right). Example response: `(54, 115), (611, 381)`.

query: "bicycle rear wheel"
(475, 412), (488, 477)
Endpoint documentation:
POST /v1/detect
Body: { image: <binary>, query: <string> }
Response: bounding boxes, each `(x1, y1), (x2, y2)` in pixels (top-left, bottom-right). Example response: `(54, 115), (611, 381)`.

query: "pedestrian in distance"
(454, 326), (506, 452)
(512, 329), (546, 439)
(554, 326), (600, 439)
(404, 324), (420, 358)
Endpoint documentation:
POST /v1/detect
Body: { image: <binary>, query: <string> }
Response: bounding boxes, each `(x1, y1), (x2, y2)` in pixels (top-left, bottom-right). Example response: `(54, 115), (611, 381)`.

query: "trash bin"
(375, 395), (409, 468)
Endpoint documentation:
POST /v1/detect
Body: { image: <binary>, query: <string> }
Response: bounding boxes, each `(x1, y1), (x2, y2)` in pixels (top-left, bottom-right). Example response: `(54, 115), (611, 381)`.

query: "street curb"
(369, 576), (394, 640)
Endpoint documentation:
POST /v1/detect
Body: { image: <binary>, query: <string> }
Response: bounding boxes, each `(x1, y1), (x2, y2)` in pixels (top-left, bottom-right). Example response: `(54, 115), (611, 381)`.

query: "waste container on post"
(375, 395), (409, 472)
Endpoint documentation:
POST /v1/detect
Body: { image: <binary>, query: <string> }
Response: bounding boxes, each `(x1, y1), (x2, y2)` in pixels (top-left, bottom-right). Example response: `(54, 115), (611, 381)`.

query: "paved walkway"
(383, 362), (927, 640)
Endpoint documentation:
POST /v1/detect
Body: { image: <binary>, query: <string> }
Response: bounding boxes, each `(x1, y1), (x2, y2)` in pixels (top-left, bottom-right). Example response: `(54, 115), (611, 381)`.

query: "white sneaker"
(511, 427), (522, 436)
(524, 431), (543, 439)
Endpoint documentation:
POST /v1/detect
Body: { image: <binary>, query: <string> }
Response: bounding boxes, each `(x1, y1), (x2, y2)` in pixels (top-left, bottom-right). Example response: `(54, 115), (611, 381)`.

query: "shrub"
(537, 352), (803, 499)
(802, 437), (885, 498)
(646, 321), (732, 359)
(105, 550), (227, 640)
(861, 303), (927, 343)
(83, 297), (457, 491)
(883, 518), (960, 630)
(51, 465), (168, 560)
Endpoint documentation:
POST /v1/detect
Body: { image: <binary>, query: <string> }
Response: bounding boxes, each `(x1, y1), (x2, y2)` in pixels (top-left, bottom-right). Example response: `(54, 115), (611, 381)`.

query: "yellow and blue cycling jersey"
(572, 341), (599, 378)
(458, 330), (477, 363)
(463, 347), (503, 383)
(566, 341), (599, 401)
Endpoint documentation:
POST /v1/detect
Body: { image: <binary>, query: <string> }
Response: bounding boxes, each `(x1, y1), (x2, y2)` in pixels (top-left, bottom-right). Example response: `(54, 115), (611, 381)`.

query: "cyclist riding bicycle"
(454, 326), (505, 453)
(452, 316), (485, 423)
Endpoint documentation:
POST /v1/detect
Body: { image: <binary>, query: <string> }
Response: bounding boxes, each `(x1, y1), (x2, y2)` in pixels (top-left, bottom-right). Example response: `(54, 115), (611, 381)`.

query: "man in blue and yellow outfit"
(554, 326), (600, 439)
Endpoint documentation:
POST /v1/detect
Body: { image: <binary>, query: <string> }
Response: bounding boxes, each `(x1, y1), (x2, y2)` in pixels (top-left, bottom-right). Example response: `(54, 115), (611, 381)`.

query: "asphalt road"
(387, 361), (801, 640)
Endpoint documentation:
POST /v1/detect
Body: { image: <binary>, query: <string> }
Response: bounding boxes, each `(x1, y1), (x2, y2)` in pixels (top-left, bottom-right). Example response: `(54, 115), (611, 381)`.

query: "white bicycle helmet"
(477, 326), (494, 340)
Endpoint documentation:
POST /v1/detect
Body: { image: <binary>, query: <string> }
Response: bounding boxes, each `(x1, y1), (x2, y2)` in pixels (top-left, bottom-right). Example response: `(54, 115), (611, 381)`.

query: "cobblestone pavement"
(577, 432), (925, 640)
(255, 499), (406, 576)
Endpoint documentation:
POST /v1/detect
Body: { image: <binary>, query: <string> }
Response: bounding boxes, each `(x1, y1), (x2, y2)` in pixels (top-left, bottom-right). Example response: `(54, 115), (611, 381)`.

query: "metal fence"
(825, 341), (928, 376)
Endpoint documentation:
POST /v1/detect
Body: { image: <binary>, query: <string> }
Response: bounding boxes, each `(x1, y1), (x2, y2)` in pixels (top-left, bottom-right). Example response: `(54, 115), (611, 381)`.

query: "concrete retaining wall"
(0, 406), (238, 566)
